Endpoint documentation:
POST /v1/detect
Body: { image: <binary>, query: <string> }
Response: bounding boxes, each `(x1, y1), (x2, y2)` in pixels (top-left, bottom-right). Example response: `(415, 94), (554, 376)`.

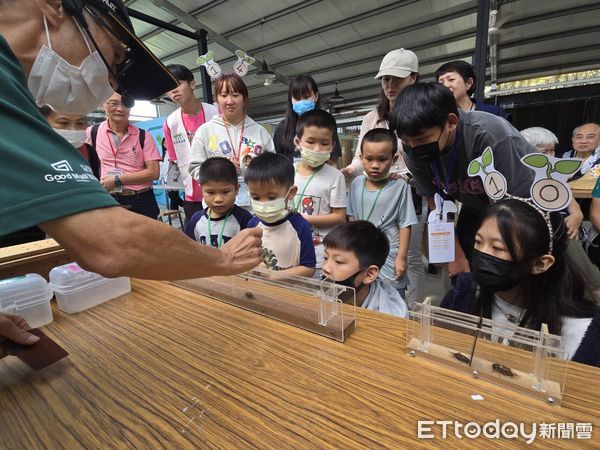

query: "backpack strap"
(139, 129), (146, 149)
(90, 123), (100, 151)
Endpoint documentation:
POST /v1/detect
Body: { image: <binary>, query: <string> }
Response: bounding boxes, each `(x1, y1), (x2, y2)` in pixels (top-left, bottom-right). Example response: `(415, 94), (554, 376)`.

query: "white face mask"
(54, 128), (87, 149)
(28, 16), (114, 115)
(251, 189), (291, 223)
(300, 147), (331, 168)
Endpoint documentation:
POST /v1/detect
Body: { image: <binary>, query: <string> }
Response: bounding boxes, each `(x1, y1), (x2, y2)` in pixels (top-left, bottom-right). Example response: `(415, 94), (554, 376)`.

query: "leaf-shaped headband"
(196, 49), (256, 80)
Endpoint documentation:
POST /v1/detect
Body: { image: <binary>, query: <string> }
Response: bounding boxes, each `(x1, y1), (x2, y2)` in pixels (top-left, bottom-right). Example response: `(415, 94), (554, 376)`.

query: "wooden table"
(1, 280), (598, 448)
(569, 172), (597, 199)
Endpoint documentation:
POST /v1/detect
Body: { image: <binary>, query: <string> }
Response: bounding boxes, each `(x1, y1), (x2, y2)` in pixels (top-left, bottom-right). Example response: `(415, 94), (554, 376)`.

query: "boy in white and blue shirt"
(246, 152), (316, 277)
(184, 157), (253, 245)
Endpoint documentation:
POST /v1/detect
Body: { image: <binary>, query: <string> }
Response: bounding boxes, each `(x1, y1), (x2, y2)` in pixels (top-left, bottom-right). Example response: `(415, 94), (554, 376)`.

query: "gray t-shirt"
(405, 111), (536, 212)
(347, 176), (417, 280)
(362, 278), (408, 318)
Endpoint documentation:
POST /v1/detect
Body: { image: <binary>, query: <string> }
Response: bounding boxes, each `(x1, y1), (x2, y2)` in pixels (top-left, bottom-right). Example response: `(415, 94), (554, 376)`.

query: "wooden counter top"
(569, 172), (597, 199)
(1, 279), (598, 448)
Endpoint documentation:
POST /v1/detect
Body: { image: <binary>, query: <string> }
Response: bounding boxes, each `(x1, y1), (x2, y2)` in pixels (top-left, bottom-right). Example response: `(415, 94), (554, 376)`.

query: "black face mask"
(322, 270), (364, 301)
(404, 126), (447, 164)
(471, 249), (521, 292)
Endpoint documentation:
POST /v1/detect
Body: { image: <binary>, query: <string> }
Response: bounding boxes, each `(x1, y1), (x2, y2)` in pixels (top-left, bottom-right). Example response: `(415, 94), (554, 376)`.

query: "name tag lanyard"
(360, 178), (388, 221)
(433, 129), (461, 220)
(207, 209), (232, 248)
(292, 163), (323, 211)
(223, 116), (245, 162)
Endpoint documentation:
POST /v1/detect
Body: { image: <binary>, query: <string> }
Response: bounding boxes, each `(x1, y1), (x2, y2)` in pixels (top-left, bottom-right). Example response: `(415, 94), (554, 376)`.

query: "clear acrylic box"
(407, 299), (568, 405)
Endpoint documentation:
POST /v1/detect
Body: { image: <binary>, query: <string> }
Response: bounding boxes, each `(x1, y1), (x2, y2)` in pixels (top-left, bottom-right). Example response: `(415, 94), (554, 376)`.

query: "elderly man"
(563, 123), (600, 179)
(0, 0), (262, 355)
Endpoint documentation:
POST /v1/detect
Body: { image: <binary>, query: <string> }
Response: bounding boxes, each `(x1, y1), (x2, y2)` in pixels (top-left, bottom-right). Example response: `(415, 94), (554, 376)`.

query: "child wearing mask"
(347, 128), (417, 294)
(293, 110), (346, 272)
(246, 153), (316, 277)
(184, 158), (253, 247)
(323, 221), (408, 318)
(441, 199), (599, 366)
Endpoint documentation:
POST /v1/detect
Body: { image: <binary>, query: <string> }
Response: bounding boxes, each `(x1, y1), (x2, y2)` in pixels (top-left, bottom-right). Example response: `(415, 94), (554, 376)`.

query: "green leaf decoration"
(245, 56), (256, 64)
(522, 153), (548, 168)
(206, 50), (214, 60)
(481, 147), (493, 167)
(468, 160), (481, 175)
(554, 159), (582, 175)
(235, 49), (245, 58)
(197, 56), (206, 65)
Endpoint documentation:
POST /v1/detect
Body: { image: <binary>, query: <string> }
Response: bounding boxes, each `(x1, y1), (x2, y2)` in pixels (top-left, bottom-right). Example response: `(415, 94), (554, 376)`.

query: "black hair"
(361, 128), (398, 158)
(376, 73), (419, 124)
(198, 157), (238, 185)
(38, 105), (53, 118)
(245, 152), (294, 188)
(278, 75), (322, 158)
(390, 82), (458, 139)
(434, 60), (476, 96)
(166, 64), (194, 82)
(295, 109), (336, 140)
(471, 199), (596, 335)
(324, 221), (389, 269)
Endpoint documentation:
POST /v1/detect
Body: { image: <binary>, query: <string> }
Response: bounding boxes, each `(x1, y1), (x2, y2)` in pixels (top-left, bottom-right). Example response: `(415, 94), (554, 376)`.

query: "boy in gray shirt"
(322, 220), (408, 318)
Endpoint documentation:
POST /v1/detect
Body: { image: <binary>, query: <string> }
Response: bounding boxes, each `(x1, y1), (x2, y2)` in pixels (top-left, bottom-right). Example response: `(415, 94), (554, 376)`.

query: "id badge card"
(427, 193), (457, 264)
(107, 168), (124, 193)
(428, 222), (455, 264)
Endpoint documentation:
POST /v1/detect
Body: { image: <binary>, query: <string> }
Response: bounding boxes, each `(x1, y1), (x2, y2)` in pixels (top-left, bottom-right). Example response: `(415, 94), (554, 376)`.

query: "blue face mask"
(292, 99), (316, 116)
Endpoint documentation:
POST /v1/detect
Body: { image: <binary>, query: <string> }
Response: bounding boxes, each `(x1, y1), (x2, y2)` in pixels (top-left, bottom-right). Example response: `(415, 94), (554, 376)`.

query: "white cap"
(375, 49), (419, 79)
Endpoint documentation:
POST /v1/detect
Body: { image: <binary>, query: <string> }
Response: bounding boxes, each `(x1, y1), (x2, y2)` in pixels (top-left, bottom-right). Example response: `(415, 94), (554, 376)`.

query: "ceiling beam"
(150, 0), (289, 84)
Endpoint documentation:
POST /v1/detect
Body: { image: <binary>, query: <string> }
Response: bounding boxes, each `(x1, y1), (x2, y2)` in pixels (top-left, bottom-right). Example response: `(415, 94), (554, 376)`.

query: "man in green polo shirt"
(0, 0), (263, 352)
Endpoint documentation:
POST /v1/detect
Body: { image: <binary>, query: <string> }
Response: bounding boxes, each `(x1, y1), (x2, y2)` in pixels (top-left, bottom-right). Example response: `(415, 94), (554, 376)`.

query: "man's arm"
(101, 160), (160, 191)
(40, 206), (263, 280)
(395, 226), (411, 279)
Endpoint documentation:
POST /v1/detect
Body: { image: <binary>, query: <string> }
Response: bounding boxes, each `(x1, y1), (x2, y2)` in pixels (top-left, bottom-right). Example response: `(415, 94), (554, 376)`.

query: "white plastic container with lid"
(0, 274), (53, 328)
(49, 263), (131, 314)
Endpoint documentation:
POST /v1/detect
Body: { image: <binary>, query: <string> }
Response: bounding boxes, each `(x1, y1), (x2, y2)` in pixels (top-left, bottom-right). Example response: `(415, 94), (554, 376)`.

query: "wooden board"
(0, 279), (599, 448)
(569, 172), (597, 199)
(0, 239), (71, 280)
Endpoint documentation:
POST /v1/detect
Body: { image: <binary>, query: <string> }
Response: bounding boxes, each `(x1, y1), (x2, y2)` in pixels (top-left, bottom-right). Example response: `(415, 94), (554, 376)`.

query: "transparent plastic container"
(49, 263), (131, 314)
(0, 274), (53, 328)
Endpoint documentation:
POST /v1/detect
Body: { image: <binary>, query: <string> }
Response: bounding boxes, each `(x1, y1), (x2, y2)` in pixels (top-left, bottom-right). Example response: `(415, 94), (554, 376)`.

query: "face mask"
(251, 189), (291, 223)
(28, 16), (114, 115)
(471, 249), (521, 292)
(54, 128), (86, 149)
(300, 147), (331, 168)
(323, 269), (364, 301)
(292, 99), (316, 116)
(404, 127), (446, 164)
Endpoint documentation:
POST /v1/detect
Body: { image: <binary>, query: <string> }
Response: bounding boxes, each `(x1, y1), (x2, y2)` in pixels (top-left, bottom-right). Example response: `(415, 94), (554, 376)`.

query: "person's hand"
(0, 313), (39, 359)
(448, 255), (470, 278)
(220, 227), (263, 275)
(565, 211), (583, 240)
(395, 256), (407, 279)
(341, 166), (356, 181)
(100, 175), (117, 192)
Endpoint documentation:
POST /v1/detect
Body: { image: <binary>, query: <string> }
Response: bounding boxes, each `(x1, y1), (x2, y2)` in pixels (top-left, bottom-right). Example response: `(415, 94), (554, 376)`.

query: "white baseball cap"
(375, 49), (419, 79)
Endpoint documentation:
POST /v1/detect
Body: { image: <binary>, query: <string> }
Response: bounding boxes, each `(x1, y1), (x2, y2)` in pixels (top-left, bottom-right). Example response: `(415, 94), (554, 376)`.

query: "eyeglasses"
(83, 6), (134, 78)
(105, 101), (127, 109)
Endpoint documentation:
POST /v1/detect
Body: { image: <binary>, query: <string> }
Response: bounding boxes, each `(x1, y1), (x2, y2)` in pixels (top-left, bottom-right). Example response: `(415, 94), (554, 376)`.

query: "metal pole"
(196, 30), (213, 104)
(473, 0), (490, 103)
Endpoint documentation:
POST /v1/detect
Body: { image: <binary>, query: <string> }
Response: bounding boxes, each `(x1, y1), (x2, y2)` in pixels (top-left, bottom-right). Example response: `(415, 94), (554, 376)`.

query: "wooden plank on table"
(0, 239), (62, 264)
(569, 172), (597, 199)
(0, 279), (598, 448)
